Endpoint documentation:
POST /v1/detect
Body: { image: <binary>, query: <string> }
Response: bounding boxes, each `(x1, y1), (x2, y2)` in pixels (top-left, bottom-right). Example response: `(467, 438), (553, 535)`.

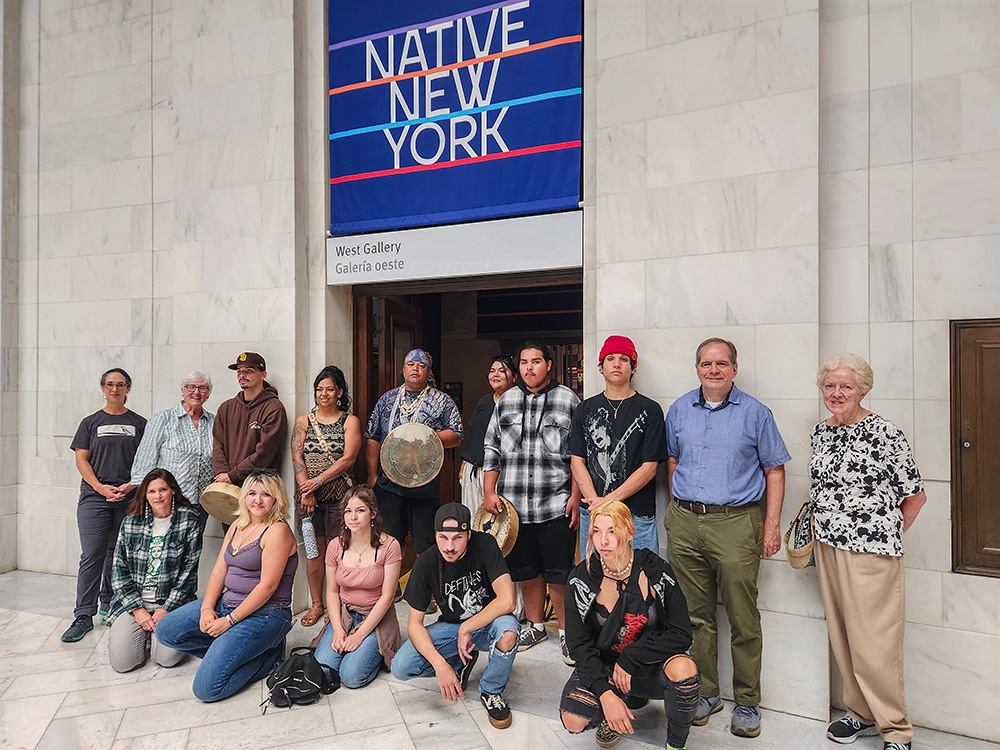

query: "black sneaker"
(827, 715), (878, 744)
(60, 615), (94, 643)
(480, 692), (512, 729)
(560, 634), (575, 666)
(595, 719), (620, 748)
(458, 650), (479, 692)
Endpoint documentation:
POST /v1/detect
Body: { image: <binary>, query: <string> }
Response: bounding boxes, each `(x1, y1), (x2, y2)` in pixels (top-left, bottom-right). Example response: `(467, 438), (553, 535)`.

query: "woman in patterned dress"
(291, 366), (362, 626)
(811, 353), (926, 750)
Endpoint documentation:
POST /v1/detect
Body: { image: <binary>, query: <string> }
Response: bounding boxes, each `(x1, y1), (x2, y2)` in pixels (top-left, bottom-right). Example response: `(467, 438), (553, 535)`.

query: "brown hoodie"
(211, 382), (288, 486)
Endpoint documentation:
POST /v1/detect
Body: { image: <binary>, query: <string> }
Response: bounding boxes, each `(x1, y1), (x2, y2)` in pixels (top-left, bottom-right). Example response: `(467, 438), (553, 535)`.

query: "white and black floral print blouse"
(809, 414), (923, 557)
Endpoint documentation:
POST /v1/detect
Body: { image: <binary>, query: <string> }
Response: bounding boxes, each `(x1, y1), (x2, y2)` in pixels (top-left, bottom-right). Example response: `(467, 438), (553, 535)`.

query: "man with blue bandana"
(365, 349), (463, 557)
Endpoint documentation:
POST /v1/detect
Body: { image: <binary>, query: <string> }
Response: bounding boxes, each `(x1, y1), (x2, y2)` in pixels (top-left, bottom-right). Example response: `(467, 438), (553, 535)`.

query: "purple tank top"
(222, 523), (298, 609)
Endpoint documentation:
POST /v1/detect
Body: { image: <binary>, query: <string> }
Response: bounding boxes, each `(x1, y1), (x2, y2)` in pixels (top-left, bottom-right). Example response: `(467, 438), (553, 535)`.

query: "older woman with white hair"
(130, 371), (216, 532)
(810, 353), (926, 750)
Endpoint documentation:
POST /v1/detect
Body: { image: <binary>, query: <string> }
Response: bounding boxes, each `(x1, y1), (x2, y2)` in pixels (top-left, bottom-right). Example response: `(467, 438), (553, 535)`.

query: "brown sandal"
(300, 601), (325, 627)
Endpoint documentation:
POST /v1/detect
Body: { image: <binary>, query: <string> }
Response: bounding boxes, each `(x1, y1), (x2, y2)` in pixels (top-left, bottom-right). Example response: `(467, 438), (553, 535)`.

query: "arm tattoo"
(290, 419), (305, 455)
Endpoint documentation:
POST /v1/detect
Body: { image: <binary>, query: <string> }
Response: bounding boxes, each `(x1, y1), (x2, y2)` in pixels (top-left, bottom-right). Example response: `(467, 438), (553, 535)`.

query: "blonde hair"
(586, 501), (635, 563)
(234, 473), (290, 529)
(816, 353), (874, 395)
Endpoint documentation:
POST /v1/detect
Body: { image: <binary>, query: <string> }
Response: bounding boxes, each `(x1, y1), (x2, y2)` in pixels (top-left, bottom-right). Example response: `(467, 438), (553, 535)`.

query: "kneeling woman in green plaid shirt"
(106, 468), (204, 672)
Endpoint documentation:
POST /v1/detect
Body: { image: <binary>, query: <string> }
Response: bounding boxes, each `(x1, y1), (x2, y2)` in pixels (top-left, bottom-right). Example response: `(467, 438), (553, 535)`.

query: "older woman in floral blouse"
(810, 353), (925, 750)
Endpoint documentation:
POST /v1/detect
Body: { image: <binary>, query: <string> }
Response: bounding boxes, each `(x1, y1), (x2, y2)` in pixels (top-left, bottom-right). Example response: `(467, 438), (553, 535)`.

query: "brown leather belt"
(675, 499), (759, 515)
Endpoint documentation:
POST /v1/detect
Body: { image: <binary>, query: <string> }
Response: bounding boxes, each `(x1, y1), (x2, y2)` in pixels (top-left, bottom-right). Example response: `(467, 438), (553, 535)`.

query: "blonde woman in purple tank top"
(155, 471), (298, 702)
(314, 485), (402, 688)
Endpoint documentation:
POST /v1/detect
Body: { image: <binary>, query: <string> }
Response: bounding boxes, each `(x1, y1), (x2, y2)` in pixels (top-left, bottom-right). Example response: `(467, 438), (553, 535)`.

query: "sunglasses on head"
(248, 469), (279, 478)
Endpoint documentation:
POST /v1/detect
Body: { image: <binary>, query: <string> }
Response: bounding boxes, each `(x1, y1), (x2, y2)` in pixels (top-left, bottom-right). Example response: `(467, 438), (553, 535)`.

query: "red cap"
(599, 336), (637, 367)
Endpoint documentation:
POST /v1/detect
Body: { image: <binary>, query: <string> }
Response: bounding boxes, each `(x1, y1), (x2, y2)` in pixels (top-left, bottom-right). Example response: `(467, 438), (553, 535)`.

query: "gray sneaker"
(692, 695), (722, 726)
(517, 625), (547, 651)
(731, 704), (761, 738)
(559, 634), (575, 666)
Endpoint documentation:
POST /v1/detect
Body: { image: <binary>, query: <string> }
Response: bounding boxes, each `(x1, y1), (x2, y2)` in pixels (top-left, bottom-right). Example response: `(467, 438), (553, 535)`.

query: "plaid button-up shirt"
(108, 504), (203, 624)
(482, 381), (579, 523)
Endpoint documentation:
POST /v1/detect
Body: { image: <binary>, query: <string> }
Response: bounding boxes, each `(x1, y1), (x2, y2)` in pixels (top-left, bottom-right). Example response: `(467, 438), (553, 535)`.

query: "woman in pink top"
(314, 485), (402, 687)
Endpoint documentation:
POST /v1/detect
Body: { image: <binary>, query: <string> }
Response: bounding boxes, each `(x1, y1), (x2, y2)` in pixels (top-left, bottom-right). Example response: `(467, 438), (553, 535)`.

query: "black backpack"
(265, 646), (339, 708)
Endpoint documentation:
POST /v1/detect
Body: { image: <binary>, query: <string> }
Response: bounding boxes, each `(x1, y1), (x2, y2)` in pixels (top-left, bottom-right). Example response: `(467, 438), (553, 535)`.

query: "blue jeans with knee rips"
(390, 614), (520, 696)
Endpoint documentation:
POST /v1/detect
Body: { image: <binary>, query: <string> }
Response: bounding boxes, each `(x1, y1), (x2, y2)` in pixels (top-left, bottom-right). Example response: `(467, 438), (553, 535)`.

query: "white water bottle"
(301, 515), (319, 559)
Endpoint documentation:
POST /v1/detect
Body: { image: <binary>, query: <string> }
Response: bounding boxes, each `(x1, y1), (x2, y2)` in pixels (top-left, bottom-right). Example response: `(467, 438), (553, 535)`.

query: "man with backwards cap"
(211, 352), (288, 488)
(364, 349), (462, 558)
(570, 336), (668, 555)
(391, 502), (519, 729)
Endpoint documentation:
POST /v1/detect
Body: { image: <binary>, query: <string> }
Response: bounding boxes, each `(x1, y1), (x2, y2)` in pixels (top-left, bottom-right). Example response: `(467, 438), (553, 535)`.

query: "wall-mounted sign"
(328, 0), (582, 235)
(326, 211), (581, 286)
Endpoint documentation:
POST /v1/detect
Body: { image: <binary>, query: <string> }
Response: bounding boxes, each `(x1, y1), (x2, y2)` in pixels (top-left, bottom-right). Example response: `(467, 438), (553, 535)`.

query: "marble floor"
(0, 570), (995, 750)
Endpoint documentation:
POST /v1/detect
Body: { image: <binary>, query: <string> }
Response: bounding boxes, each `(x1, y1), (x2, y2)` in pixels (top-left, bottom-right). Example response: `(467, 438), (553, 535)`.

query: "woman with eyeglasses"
(129, 372), (215, 533)
(61, 368), (147, 644)
(458, 355), (518, 514)
(290, 365), (362, 627)
(155, 471), (298, 702)
(107, 468), (203, 672)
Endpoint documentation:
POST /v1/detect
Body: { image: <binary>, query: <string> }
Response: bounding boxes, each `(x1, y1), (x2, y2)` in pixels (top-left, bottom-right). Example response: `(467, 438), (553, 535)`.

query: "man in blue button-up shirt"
(664, 338), (789, 739)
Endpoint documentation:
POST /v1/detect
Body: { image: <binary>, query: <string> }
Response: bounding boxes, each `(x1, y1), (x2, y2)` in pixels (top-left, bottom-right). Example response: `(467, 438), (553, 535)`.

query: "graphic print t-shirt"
(404, 532), (509, 624)
(570, 393), (667, 517)
(71, 409), (147, 494)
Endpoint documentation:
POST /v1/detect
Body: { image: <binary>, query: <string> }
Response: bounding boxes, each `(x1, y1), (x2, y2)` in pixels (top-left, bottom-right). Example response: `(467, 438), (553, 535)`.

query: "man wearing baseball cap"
(570, 336), (667, 555)
(391, 503), (519, 729)
(211, 351), (288, 488)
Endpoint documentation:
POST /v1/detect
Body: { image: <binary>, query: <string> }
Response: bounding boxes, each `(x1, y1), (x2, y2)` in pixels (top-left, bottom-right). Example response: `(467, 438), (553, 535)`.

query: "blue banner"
(329, 0), (582, 235)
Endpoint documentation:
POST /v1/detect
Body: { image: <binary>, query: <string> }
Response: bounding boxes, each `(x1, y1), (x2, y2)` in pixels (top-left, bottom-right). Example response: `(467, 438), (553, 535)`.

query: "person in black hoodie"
(562, 501), (700, 750)
(212, 352), (288, 488)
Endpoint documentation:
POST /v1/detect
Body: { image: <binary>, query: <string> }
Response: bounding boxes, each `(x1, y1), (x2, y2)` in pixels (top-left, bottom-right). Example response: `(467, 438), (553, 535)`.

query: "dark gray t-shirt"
(71, 409), (147, 495)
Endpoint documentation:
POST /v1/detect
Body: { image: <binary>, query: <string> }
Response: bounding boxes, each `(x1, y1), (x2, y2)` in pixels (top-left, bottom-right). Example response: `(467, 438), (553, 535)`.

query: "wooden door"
(952, 320), (1000, 576)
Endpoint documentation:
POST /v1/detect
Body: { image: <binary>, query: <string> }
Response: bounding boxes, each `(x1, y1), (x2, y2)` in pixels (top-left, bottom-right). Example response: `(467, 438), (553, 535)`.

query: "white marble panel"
(69, 254), (153, 301)
(71, 158), (152, 212)
(869, 242), (913, 323)
(37, 258), (72, 304)
(768, 397), (821, 476)
(914, 149), (1000, 241)
(37, 208), (133, 259)
(819, 91), (868, 173)
(646, 246), (817, 329)
(904, 568), (943, 626)
(913, 236), (1000, 321)
(595, 261), (645, 331)
(645, 0), (756, 47)
(172, 0), (270, 44)
(327, 677), (403, 734)
(0, 693), (65, 750)
(819, 0), (868, 22)
(37, 301), (134, 348)
(818, 170), (867, 249)
(869, 322), (914, 400)
(913, 320), (949, 401)
(152, 201), (174, 251)
(595, 0), (645, 61)
(116, 687), (263, 738)
(870, 164), (912, 245)
(16, 513), (67, 574)
(174, 185), (263, 243)
(187, 702), (334, 749)
(756, 167), (818, 249)
(38, 169), (73, 215)
(597, 25), (756, 129)
(818, 245), (868, 324)
(280, 724), (416, 750)
(391, 683), (486, 750)
(759, 555), (825, 619)
(38, 79), (72, 127)
(760, 610), (829, 720)
(755, 324), (819, 400)
(912, 74), (963, 161)
(596, 122), (645, 198)
(867, 400), (914, 447)
(870, 5), (911, 90)
(130, 13), (153, 65)
(174, 78), (263, 142)
(261, 180), (294, 235)
(912, 0), (1000, 82)
(596, 177), (756, 263)
(870, 85), (912, 168)
(904, 517), (951, 572)
(260, 72), (295, 128)
(648, 90), (817, 187)
(942, 573), (1000, 637)
(919, 479), (951, 522)
(961, 66), (1000, 156)
(819, 12), (867, 96)
(171, 292), (261, 345)
(38, 24), (132, 83)
(71, 63), (151, 121)
(110, 729), (190, 750)
(36, 709), (126, 750)
(905, 623), (1000, 739)
(756, 10), (819, 97)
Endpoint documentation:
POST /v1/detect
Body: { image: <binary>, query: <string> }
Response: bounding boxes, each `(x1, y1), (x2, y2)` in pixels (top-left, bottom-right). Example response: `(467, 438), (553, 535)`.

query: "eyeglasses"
(102, 382), (128, 389)
(248, 469), (278, 478)
(184, 384), (210, 393)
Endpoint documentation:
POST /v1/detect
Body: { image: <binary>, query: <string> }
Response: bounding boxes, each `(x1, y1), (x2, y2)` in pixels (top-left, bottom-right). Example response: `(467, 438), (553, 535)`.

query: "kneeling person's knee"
(495, 629), (517, 653)
(561, 711), (589, 734)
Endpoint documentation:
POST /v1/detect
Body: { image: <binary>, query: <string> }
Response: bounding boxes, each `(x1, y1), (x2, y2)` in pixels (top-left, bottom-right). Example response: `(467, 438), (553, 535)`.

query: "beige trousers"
(815, 540), (912, 744)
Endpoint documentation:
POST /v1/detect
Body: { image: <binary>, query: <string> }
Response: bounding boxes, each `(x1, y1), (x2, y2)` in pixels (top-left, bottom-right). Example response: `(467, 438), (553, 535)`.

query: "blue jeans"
(314, 611), (385, 688)
(390, 614), (520, 696)
(155, 598), (292, 702)
(579, 507), (659, 556)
